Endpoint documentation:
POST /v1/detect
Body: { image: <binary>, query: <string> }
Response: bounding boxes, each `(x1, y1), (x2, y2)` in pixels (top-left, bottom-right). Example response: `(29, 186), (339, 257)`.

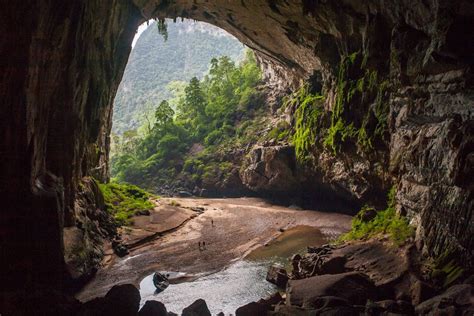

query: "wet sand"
(77, 197), (352, 301)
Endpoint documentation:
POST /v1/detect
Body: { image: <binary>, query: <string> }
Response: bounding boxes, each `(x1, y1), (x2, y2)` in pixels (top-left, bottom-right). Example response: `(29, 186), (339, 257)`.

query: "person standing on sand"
(203, 241), (206, 250)
(198, 241), (201, 251)
(211, 219), (214, 227)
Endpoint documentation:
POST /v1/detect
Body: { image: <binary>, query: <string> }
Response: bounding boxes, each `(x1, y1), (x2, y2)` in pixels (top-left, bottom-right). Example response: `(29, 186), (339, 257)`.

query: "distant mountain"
(112, 19), (245, 134)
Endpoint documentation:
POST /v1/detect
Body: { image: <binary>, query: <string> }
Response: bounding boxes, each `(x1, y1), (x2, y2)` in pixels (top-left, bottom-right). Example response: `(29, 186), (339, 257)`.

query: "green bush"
(97, 180), (155, 226)
(339, 186), (414, 246)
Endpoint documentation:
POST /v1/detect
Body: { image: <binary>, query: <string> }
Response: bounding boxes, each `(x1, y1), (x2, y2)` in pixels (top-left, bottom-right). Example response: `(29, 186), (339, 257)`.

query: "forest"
(110, 50), (263, 192)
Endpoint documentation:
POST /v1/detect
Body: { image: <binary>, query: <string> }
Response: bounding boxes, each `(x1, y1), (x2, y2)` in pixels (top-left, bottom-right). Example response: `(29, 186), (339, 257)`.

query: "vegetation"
(323, 51), (390, 155)
(111, 50), (263, 190)
(113, 19), (244, 134)
(287, 85), (324, 163)
(97, 181), (155, 226)
(339, 186), (414, 246)
(430, 250), (465, 288)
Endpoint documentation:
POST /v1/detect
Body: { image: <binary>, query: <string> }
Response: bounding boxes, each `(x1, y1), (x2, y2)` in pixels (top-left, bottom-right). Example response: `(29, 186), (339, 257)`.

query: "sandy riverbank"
(77, 197), (352, 301)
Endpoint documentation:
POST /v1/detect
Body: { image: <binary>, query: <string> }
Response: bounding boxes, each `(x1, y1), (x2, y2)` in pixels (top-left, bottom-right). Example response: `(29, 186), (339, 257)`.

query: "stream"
(138, 225), (329, 315)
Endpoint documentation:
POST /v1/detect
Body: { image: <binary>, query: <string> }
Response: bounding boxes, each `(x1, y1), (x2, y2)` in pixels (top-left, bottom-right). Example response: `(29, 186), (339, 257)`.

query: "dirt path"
(77, 197), (352, 301)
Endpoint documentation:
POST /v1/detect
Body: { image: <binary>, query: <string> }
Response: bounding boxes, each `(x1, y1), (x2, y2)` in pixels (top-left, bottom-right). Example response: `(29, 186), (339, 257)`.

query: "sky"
(132, 21), (151, 48)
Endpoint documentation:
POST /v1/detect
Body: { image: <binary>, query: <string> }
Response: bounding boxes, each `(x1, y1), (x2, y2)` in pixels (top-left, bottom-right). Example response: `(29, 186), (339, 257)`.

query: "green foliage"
(339, 186), (414, 246)
(113, 19), (244, 134)
(111, 51), (263, 189)
(283, 84), (324, 162)
(156, 18), (168, 41)
(97, 181), (155, 226)
(323, 51), (390, 155)
(267, 121), (291, 142)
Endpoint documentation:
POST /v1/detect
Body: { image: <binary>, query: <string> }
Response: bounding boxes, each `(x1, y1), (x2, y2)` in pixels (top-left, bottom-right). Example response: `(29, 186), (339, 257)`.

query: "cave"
(1, 0), (473, 315)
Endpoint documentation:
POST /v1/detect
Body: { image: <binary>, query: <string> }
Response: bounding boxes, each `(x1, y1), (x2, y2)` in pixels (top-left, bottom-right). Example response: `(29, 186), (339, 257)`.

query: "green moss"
(324, 51), (390, 155)
(339, 186), (414, 246)
(267, 121), (291, 142)
(289, 84), (324, 163)
(97, 180), (155, 226)
(430, 250), (465, 288)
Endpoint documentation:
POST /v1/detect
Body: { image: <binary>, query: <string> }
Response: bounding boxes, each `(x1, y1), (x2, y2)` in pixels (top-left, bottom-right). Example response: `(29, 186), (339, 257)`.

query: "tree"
(154, 100), (174, 128)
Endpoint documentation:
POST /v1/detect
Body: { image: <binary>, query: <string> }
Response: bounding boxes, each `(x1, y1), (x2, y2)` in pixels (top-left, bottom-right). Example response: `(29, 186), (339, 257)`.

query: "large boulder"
(266, 265), (289, 288)
(138, 300), (167, 316)
(410, 279), (437, 305)
(365, 300), (414, 314)
(182, 299), (211, 316)
(293, 241), (411, 296)
(287, 272), (377, 307)
(235, 302), (269, 316)
(102, 284), (141, 316)
(415, 284), (474, 315)
(241, 145), (300, 192)
(236, 292), (283, 316)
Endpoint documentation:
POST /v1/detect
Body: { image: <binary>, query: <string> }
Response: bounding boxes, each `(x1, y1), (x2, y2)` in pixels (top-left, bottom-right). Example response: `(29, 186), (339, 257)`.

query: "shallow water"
(139, 260), (277, 315)
(139, 225), (329, 314)
(246, 225), (328, 266)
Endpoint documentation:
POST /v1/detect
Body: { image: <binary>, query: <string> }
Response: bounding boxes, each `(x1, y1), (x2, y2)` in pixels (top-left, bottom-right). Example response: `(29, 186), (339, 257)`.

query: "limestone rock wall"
(0, 0), (142, 291)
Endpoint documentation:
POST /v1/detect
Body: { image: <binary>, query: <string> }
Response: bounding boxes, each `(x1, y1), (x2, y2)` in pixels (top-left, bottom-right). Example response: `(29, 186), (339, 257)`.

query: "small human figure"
(211, 219), (214, 227)
(202, 241), (206, 250)
(198, 241), (201, 251)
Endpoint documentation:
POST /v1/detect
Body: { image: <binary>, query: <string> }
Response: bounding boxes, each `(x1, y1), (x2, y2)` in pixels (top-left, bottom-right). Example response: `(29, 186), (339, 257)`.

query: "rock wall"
(0, 0), (472, 301)
(0, 0), (142, 293)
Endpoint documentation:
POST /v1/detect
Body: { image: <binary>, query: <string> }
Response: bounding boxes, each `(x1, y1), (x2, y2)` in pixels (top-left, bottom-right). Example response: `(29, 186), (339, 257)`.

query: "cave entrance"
(78, 19), (353, 314)
(109, 18), (262, 198)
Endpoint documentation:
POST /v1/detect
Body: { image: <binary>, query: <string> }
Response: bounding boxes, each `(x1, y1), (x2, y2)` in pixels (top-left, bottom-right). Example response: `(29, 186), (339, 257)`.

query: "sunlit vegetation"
(339, 186), (414, 246)
(113, 20), (244, 134)
(110, 50), (263, 190)
(97, 181), (155, 226)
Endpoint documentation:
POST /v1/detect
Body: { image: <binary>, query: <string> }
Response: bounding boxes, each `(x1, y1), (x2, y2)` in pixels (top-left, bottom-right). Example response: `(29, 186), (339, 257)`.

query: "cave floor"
(76, 197), (352, 301)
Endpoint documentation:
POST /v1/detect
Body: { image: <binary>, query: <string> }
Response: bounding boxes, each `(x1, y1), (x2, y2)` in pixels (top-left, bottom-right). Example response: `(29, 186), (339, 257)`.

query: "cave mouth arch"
(1, 2), (473, 313)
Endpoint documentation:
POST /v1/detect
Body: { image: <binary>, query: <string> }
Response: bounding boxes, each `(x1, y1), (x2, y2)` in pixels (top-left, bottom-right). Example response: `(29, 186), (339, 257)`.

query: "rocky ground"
(77, 197), (351, 302)
(60, 239), (473, 316)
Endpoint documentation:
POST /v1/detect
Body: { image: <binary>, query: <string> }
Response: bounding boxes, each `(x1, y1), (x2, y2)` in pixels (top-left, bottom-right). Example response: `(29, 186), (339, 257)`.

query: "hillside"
(112, 19), (245, 134)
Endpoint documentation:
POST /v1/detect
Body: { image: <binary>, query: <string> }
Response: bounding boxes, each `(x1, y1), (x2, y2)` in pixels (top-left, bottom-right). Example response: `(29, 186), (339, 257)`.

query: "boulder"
(182, 299), (211, 316)
(236, 292), (283, 315)
(365, 300), (414, 314)
(266, 265), (289, 288)
(101, 284), (141, 316)
(240, 145), (300, 192)
(259, 292), (283, 306)
(272, 304), (316, 316)
(139, 300), (167, 316)
(287, 272), (377, 307)
(136, 209), (151, 216)
(415, 284), (474, 315)
(235, 302), (269, 316)
(410, 279), (437, 305)
(112, 240), (129, 257)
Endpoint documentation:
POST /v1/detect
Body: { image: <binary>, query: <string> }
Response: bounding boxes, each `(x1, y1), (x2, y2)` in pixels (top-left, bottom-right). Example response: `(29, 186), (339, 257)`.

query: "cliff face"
(0, 0), (472, 298)
(0, 0), (142, 291)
